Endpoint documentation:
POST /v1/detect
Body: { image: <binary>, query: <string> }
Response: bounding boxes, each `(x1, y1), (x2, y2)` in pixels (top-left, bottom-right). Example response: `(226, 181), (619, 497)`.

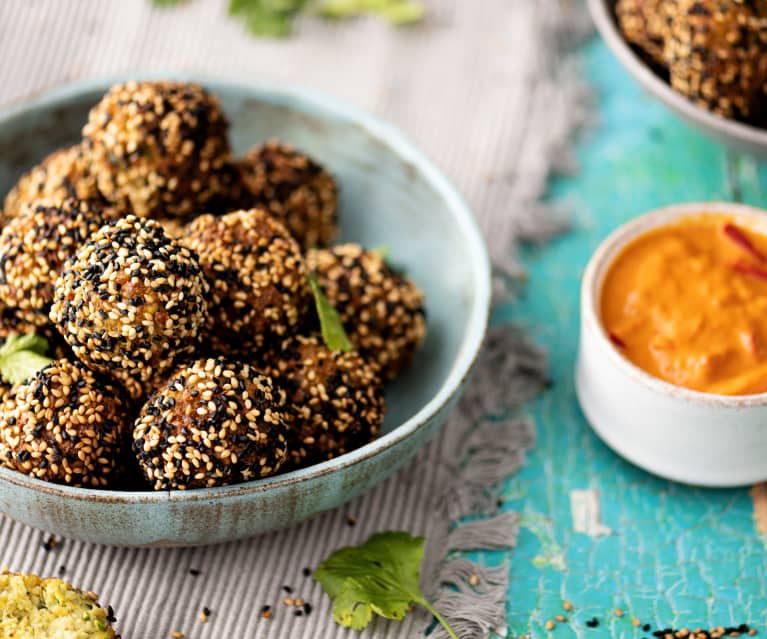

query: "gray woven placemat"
(0, 1), (591, 637)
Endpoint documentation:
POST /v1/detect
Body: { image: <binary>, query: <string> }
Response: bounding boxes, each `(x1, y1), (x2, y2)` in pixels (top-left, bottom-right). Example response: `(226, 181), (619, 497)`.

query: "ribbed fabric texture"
(0, 1), (591, 637)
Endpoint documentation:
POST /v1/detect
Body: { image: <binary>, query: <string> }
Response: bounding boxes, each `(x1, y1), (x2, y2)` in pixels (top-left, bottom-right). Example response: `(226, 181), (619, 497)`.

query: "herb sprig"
(314, 531), (459, 639)
(308, 273), (353, 352)
(0, 333), (53, 385)
(152, 0), (425, 35)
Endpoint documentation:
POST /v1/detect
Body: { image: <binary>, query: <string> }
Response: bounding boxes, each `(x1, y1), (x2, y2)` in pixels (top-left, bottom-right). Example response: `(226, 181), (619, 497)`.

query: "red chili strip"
(723, 223), (767, 263)
(608, 332), (626, 348)
(733, 260), (767, 281)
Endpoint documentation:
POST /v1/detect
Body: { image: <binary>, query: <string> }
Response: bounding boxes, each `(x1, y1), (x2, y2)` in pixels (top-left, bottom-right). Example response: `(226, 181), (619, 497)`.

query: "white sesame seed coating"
(0, 198), (118, 326)
(83, 81), (233, 218)
(264, 335), (384, 468)
(181, 208), (310, 357)
(238, 140), (338, 249)
(1, 144), (107, 226)
(0, 359), (129, 488)
(307, 244), (426, 381)
(615, 0), (668, 66)
(49, 215), (209, 400)
(133, 357), (289, 489)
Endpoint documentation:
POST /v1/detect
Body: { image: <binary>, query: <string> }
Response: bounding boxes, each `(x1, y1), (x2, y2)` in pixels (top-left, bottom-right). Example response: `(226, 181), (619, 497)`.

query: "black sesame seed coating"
(265, 335), (384, 468)
(0, 198), (118, 326)
(2, 144), (107, 226)
(0, 358), (129, 488)
(666, 0), (767, 120)
(83, 81), (232, 218)
(307, 244), (426, 381)
(49, 215), (209, 400)
(133, 357), (289, 489)
(238, 141), (338, 249)
(181, 208), (310, 357)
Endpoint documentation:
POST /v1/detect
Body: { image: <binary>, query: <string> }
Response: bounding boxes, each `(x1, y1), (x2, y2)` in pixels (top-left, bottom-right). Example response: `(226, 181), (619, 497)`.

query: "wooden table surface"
(498, 37), (767, 638)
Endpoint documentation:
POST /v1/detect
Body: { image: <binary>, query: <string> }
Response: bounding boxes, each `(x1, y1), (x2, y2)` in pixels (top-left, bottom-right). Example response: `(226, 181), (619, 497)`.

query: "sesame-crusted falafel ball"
(667, 0), (767, 120)
(2, 144), (106, 225)
(266, 335), (384, 468)
(181, 208), (310, 357)
(0, 572), (118, 638)
(83, 80), (232, 218)
(0, 198), (117, 326)
(239, 141), (338, 249)
(0, 359), (128, 488)
(307, 244), (426, 381)
(133, 357), (290, 489)
(615, 0), (670, 66)
(50, 215), (209, 400)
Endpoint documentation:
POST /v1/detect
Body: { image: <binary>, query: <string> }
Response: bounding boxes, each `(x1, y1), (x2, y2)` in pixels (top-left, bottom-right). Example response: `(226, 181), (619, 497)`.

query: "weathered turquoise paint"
(501, 38), (767, 637)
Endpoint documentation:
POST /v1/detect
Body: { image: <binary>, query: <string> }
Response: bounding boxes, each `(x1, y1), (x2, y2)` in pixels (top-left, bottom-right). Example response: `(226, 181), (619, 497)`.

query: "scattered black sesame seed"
(302, 567), (311, 577)
(283, 585), (293, 594)
(586, 617), (600, 628)
(189, 569), (201, 576)
(261, 605), (271, 613)
(644, 624), (652, 632)
(202, 606), (211, 616)
(42, 535), (59, 552)
(303, 602), (312, 615)
(58, 565), (66, 576)
(346, 515), (357, 527)
(295, 610), (303, 617)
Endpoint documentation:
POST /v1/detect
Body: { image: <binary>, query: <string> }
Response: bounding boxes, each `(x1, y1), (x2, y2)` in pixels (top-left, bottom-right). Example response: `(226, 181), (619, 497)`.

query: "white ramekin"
(576, 202), (767, 487)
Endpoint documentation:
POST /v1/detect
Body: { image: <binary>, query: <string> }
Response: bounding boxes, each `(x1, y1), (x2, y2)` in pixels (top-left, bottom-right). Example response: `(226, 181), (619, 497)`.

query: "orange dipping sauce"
(601, 214), (767, 396)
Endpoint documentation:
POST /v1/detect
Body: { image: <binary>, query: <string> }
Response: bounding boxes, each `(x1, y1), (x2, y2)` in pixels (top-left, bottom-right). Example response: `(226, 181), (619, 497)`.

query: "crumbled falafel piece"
(666, 0), (767, 120)
(133, 357), (290, 489)
(265, 335), (384, 467)
(615, 0), (670, 66)
(83, 80), (232, 218)
(181, 208), (310, 357)
(0, 359), (128, 488)
(0, 199), (116, 326)
(0, 572), (118, 638)
(49, 215), (209, 400)
(2, 144), (106, 225)
(239, 141), (338, 249)
(307, 244), (426, 381)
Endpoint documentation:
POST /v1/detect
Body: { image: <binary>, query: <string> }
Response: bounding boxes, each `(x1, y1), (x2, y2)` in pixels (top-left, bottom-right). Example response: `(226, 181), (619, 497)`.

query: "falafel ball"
(181, 208), (310, 357)
(2, 144), (106, 225)
(615, 0), (669, 66)
(239, 140), (338, 249)
(0, 359), (128, 488)
(666, 0), (767, 120)
(133, 357), (290, 489)
(0, 572), (118, 638)
(265, 335), (385, 468)
(83, 80), (232, 218)
(307, 244), (426, 381)
(0, 198), (117, 326)
(49, 215), (209, 400)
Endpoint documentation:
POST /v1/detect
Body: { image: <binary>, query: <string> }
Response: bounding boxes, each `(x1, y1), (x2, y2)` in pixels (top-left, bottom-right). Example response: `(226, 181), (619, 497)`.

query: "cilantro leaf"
(0, 333), (53, 385)
(308, 273), (353, 353)
(314, 532), (458, 638)
(228, 0), (308, 36)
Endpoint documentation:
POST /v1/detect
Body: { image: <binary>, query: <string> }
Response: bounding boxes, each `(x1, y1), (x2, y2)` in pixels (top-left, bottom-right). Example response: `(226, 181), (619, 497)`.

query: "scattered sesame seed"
(555, 615), (567, 623)
(346, 515), (357, 527)
(634, 619), (642, 627)
(302, 567), (311, 577)
(284, 597), (294, 606)
(189, 569), (200, 576)
(469, 574), (480, 586)
(615, 608), (625, 617)
(586, 617), (600, 628)
(546, 620), (555, 631)
(563, 600), (573, 612)
(171, 632), (184, 639)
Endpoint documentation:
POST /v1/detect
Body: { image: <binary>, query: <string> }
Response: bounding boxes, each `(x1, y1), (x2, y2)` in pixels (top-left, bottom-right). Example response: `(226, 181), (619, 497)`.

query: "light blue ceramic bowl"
(0, 74), (490, 547)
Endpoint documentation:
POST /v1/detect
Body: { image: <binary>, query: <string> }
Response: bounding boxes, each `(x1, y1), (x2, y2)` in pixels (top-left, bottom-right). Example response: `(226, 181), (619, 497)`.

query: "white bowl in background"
(577, 202), (767, 487)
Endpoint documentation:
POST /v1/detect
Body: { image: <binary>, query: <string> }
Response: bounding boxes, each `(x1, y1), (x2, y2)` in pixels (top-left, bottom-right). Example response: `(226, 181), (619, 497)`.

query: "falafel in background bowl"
(587, 0), (767, 158)
(0, 75), (490, 547)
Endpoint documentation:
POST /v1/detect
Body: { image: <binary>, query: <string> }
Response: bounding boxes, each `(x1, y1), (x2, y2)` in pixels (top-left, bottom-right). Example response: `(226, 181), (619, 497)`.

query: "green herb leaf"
(228, 0), (308, 36)
(308, 273), (353, 353)
(319, 0), (425, 24)
(0, 333), (53, 385)
(314, 532), (459, 639)
(370, 244), (391, 260)
(151, 0), (187, 6)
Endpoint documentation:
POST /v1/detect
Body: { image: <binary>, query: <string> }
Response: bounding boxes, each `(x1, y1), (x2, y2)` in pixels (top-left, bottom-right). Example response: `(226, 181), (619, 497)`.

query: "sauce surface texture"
(601, 214), (767, 395)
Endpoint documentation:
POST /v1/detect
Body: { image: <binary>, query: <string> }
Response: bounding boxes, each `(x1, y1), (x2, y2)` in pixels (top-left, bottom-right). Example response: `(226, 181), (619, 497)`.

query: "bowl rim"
(0, 72), (492, 503)
(582, 201), (767, 408)
(586, 0), (767, 148)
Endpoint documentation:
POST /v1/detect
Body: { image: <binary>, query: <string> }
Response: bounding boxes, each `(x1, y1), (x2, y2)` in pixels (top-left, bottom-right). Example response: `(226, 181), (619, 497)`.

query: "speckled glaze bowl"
(0, 74), (490, 546)
(577, 202), (767, 487)
(588, 0), (767, 159)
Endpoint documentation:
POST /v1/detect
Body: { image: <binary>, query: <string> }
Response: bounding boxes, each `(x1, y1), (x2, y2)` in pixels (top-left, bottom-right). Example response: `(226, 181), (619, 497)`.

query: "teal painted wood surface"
(500, 37), (767, 637)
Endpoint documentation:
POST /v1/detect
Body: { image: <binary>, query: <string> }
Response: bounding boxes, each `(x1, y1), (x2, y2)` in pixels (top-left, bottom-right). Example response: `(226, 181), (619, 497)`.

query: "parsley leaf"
(314, 532), (459, 639)
(0, 333), (53, 385)
(308, 273), (353, 353)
